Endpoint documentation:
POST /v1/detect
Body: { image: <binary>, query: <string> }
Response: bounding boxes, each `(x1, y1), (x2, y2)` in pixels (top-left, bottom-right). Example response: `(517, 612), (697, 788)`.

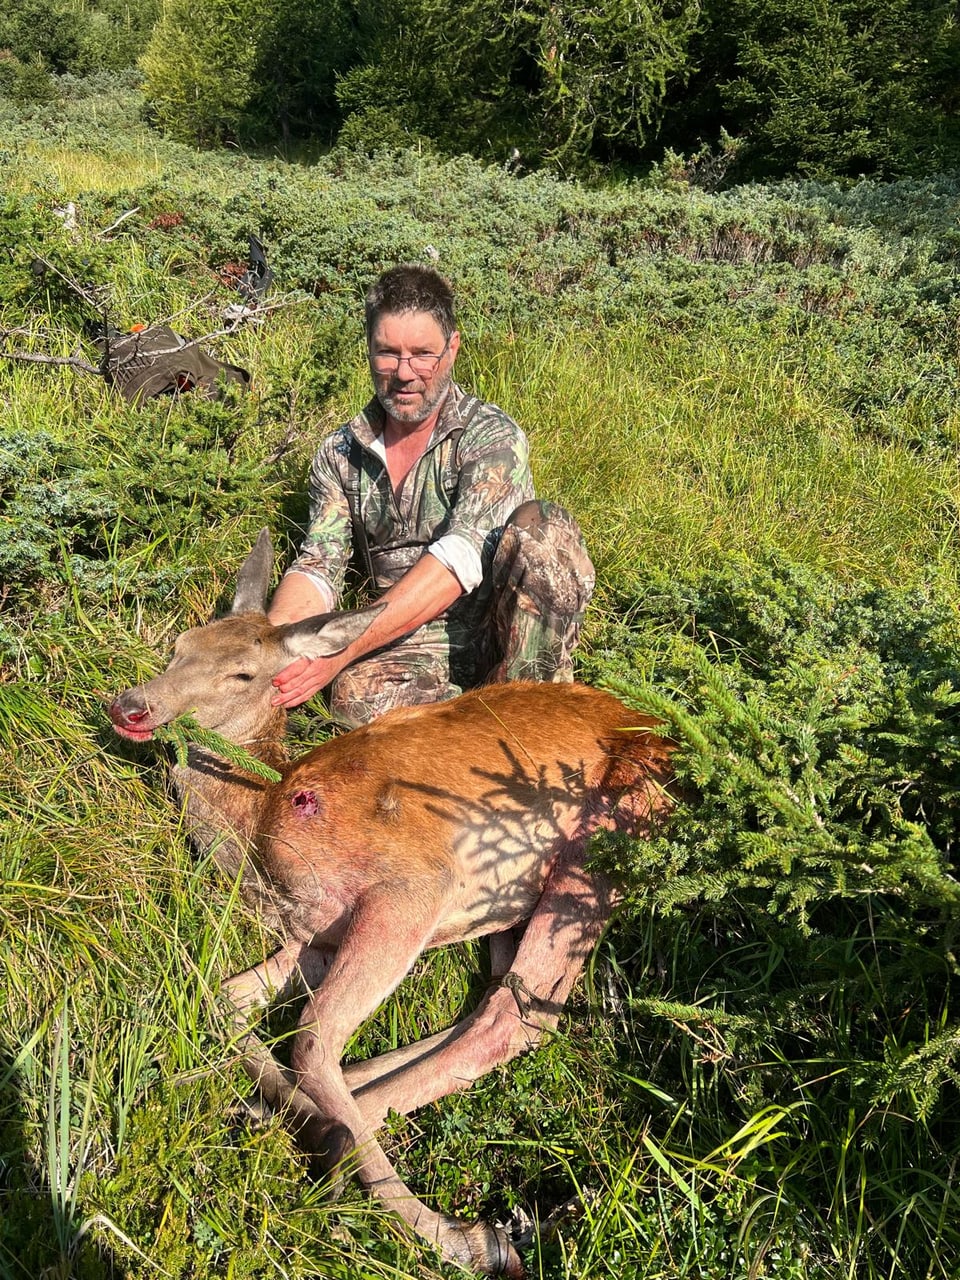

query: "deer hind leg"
(341, 925), (520, 1097)
(346, 854), (615, 1134)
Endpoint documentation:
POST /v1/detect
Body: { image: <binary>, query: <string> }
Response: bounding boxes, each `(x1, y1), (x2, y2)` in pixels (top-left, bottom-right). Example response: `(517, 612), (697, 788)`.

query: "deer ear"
(277, 602), (387, 661)
(230, 528), (274, 616)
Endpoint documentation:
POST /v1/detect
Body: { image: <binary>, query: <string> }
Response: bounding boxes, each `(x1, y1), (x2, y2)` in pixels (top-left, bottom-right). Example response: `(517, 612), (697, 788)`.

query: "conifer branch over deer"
(108, 530), (674, 1276)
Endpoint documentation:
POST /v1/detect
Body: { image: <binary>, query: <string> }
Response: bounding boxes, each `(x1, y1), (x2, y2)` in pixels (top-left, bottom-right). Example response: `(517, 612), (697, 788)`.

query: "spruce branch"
(155, 714), (282, 783)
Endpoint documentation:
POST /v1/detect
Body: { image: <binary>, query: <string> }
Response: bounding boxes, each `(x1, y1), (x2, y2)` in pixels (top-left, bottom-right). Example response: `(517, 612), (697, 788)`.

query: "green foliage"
(0, 0), (83, 74)
(684, 0), (960, 179)
(592, 557), (960, 923)
(584, 556), (960, 1273)
(8, 60), (58, 106)
(1, 0), (953, 178)
(0, 195), (63, 301)
(537, 0), (699, 167)
(139, 0), (261, 144)
(138, 0), (359, 146)
(0, 394), (277, 637)
(0, 0), (157, 87)
(243, 0), (356, 143)
(331, 0), (701, 169)
(334, 0), (536, 159)
(138, 0), (701, 164)
(127, 0), (960, 177)
(156, 713), (283, 782)
(75, 0), (161, 74)
(0, 428), (113, 594)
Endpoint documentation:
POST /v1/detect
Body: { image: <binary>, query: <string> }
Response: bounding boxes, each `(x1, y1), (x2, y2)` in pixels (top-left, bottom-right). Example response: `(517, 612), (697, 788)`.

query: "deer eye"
(232, 672), (255, 683)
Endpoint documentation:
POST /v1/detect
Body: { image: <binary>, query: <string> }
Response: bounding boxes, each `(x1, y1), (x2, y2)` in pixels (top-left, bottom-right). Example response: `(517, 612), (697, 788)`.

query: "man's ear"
(275, 602), (387, 662)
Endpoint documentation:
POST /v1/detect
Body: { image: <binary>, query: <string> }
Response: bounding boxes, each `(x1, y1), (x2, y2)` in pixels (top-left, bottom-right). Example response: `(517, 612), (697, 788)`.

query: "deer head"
(109, 529), (383, 743)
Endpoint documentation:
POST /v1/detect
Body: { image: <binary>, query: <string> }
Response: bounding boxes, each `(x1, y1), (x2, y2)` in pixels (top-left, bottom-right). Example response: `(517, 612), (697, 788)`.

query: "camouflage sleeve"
(443, 404), (535, 562)
(284, 432), (353, 606)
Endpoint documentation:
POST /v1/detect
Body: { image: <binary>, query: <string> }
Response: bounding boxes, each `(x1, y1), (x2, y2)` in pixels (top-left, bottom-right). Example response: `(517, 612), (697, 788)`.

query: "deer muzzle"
(108, 690), (161, 741)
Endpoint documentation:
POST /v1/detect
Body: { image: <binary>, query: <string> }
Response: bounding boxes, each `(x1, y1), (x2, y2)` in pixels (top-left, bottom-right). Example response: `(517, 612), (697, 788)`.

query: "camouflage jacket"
(286, 383), (535, 674)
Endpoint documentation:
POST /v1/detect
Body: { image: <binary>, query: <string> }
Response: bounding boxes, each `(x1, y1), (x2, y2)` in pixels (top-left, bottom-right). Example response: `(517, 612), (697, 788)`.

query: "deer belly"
(429, 807), (574, 944)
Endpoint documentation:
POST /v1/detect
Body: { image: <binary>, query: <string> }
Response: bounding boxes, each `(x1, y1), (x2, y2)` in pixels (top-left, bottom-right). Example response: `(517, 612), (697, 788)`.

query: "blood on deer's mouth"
(112, 722), (155, 742)
(108, 700), (157, 741)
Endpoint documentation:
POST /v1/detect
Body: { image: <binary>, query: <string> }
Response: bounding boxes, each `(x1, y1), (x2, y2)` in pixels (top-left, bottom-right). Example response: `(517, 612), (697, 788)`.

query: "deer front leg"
(221, 941), (333, 1128)
(288, 887), (525, 1277)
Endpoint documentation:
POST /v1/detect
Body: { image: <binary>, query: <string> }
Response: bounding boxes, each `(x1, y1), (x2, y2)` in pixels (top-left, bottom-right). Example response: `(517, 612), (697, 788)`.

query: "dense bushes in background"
(666, 0), (960, 179)
(4, 0), (957, 179)
(137, 0), (703, 158)
(0, 0), (158, 101)
(137, 0), (960, 177)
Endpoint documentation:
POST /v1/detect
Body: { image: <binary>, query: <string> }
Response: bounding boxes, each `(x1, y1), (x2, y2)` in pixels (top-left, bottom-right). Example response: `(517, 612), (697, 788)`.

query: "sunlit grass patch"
(461, 321), (960, 603)
(10, 141), (165, 197)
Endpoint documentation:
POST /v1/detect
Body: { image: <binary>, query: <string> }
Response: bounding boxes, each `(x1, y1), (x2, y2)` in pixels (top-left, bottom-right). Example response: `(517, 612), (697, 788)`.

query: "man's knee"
(484, 500), (595, 685)
(505, 498), (554, 540)
(503, 498), (585, 546)
(497, 500), (596, 607)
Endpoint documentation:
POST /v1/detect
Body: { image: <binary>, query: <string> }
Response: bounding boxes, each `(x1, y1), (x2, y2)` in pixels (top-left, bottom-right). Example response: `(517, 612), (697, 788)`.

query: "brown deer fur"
(108, 530), (674, 1276)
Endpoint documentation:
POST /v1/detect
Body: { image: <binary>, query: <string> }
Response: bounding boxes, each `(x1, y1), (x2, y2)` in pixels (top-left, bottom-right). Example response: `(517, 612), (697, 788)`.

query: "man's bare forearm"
(267, 572), (332, 625)
(360, 553), (463, 651)
(269, 554), (463, 707)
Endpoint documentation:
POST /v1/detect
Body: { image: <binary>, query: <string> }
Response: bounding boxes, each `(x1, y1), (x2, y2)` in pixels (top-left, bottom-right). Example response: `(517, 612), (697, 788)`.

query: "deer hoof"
(229, 1092), (275, 1132)
(439, 1214), (526, 1277)
(500, 1205), (534, 1250)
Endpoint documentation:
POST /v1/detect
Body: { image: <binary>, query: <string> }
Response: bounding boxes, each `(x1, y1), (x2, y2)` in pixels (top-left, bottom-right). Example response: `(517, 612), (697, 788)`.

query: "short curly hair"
(364, 264), (457, 339)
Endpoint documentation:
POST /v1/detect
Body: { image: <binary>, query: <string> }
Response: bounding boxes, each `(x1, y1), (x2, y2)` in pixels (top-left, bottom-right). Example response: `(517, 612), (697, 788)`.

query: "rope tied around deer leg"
(497, 971), (538, 1016)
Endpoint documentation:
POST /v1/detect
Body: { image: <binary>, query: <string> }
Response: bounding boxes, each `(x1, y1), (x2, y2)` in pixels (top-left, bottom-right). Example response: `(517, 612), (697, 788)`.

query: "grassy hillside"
(3, 80), (960, 1279)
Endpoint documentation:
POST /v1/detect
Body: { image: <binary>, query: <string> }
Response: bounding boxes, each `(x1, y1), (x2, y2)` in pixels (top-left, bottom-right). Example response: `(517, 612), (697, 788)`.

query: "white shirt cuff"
(428, 534), (483, 592)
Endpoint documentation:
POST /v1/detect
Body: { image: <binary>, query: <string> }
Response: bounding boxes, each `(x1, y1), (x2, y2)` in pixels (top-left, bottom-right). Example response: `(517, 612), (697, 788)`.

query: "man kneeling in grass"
(268, 263), (595, 725)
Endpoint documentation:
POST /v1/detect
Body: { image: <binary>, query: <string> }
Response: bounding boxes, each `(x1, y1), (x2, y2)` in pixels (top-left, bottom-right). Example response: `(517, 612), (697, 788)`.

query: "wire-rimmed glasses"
(369, 337), (451, 378)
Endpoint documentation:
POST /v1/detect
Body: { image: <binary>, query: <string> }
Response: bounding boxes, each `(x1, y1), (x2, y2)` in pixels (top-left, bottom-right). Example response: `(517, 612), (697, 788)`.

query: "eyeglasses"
(369, 337), (450, 377)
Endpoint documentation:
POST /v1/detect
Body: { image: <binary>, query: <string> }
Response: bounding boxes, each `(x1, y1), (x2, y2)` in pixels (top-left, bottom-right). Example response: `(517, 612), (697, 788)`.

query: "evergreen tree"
(244, 0), (358, 144)
(140, 0), (261, 145)
(333, 0), (699, 168)
(334, 0), (535, 157)
(0, 0), (82, 74)
(537, 0), (700, 166)
(680, 0), (960, 179)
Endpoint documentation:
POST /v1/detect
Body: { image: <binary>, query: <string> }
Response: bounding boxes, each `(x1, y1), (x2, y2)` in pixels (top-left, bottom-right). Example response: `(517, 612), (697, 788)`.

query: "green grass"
(3, 84), (960, 1279)
(460, 323), (960, 598)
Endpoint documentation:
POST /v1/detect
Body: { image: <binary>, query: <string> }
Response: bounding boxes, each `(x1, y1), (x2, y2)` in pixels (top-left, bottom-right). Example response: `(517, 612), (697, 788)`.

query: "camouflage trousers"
(330, 500), (595, 726)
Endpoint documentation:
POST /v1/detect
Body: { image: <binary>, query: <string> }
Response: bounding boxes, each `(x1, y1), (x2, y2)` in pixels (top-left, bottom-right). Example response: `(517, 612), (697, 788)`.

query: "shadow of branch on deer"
(108, 529), (674, 1277)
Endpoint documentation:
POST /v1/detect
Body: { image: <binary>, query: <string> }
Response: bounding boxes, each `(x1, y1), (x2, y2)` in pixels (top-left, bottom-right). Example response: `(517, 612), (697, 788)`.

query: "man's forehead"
(370, 309), (448, 346)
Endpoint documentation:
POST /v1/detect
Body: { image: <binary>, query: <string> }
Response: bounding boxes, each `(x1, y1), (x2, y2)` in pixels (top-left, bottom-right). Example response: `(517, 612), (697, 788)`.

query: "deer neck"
(169, 705), (289, 899)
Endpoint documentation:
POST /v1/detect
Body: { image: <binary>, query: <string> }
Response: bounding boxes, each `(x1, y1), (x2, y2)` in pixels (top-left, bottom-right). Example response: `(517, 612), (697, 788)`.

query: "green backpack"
(98, 325), (250, 403)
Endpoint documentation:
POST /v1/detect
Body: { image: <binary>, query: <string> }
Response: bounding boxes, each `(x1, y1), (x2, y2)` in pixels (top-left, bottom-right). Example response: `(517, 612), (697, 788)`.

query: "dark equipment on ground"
(92, 323), (251, 403)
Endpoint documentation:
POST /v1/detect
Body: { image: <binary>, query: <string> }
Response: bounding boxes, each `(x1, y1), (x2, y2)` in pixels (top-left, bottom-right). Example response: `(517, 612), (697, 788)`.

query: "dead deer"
(108, 530), (674, 1276)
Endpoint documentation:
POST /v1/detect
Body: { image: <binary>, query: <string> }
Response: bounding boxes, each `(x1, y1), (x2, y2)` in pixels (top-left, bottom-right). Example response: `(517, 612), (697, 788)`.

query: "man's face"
(369, 310), (460, 427)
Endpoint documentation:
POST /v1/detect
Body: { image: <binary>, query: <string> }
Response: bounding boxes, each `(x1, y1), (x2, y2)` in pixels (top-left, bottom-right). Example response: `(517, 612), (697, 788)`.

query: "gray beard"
(376, 372), (452, 425)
